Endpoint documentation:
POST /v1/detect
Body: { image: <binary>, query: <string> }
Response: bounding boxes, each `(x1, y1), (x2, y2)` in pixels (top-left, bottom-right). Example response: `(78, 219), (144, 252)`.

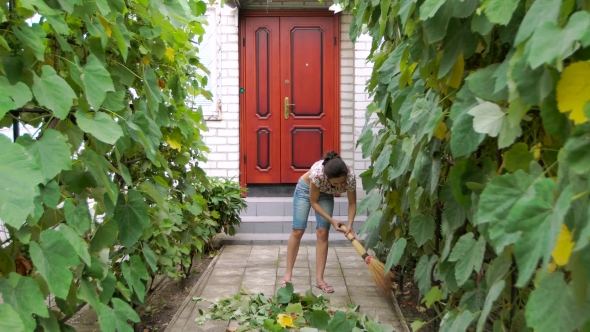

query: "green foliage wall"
(336, 0), (590, 330)
(0, 0), (243, 330)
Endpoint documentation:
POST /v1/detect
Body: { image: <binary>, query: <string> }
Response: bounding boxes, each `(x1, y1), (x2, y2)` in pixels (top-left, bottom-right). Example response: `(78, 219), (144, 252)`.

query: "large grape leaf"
(356, 193), (382, 215)
(466, 64), (508, 101)
(419, 0), (446, 20)
(504, 181), (573, 286)
(514, 0), (562, 45)
(58, 224), (91, 265)
(0, 77), (32, 119)
(373, 144), (392, 176)
(126, 112), (162, 164)
(76, 110), (124, 145)
(384, 237), (407, 272)
(564, 124), (590, 174)
(414, 255), (437, 295)
(467, 101), (504, 137)
(484, 0), (519, 25)
(358, 210), (383, 236)
(31, 65), (77, 119)
(0, 135), (44, 228)
(40, 180), (60, 209)
(0, 273), (49, 331)
(448, 233), (486, 286)
(449, 87), (486, 158)
(409, 215), (435, 247)
(90, 219), (118, 252)
(64, 199), (91, 236)
(12, 24), (46, 61)
(29, 229), (80, 299)
(16, 129), (72, 182)
(439, 309), (475, 332)
(0, 303), (26, 332)
(438, 20), (477, 79)
(144, 66), (162, 112)
(142, 242), (158, 273)
(122, 255), (149, 302)
(114, 189), (150, 247)
(476, 280), (505, 332)
(81, 55), (115, 110)
(97, 298), (141, 332)
(477, 170), (535, 252)
(525, 272), (590, 332)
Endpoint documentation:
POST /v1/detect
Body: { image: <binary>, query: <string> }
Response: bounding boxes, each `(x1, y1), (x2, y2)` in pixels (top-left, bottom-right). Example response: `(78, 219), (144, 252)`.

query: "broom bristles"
(367, 258), (395, 295)
(338, 226), (394, 295)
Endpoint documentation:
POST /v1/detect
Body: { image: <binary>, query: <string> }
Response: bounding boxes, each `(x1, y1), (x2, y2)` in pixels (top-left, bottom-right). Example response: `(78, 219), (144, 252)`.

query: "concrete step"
(241, 197), (354, 217)
(234, 216), (367, 234)
(220, 232), (366, 245)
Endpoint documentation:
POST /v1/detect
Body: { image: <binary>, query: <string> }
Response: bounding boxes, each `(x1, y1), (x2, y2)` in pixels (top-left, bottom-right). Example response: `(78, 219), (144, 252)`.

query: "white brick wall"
(200, 3), (372, 196)
(199, 4), (241, 176)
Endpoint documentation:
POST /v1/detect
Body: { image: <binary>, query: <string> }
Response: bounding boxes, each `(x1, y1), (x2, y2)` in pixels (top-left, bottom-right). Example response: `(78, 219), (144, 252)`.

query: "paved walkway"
(167, 245), (404, 332)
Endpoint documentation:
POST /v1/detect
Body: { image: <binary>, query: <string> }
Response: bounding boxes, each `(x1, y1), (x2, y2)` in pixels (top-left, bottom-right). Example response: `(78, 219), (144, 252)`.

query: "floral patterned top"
(308, 160), (356, 194)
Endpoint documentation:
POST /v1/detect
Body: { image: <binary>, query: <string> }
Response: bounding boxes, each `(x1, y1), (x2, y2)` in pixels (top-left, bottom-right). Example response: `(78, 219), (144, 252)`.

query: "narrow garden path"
(166, 245), (406, 332)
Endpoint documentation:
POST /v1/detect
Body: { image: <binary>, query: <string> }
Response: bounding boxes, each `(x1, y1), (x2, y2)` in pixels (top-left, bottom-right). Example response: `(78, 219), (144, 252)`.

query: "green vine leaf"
(476, 280), (505, 332)
(32, 66), (77, 119)
(384, 237), (407, 272)
(16, 129), (72, 182)
(484, 0), (519, 25)
(0, 303), (26, 332)
(409, 215), (435, 247)
(420, 0), (446, 21)
(114, 189), (150, 247)
(0, 135), (43, 228)
(0, 273), (49, 331)
(81, 55), (115, 111)
(29, 229), (80, 299)
(525, 272), (590, 332)
(97, 298), (141, 332)
(448, 233), (486, 286)
(514, 0), (562, 45)
(75, 110), (124, 145)
(122, 255), (149, 302)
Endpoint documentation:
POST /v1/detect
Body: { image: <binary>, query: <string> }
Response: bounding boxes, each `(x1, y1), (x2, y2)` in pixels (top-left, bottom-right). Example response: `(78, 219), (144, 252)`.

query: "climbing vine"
(336, 0), (590, 330)
(0, 0), (245, 330)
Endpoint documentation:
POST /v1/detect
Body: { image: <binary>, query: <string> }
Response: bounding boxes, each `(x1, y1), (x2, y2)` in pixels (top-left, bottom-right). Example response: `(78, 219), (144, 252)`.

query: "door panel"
(244, 17), (281, 183)
(280, 17), (335, 183)
(243, 15), (336, 184)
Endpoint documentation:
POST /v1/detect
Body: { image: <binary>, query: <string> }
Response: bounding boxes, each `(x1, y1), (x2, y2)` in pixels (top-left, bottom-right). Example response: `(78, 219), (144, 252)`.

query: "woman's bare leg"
(284, 228), (305, 282)
(315, 228), (329, 286)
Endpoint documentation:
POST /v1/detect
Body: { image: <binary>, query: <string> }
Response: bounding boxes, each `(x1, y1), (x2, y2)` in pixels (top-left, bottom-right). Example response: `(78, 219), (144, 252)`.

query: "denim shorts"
(293, 178), (334, 230)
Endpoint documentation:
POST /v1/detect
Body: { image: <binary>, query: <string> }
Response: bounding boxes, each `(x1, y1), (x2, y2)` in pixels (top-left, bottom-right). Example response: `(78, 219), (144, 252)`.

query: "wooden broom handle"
(338, 225), (369, 259)
(338, 225), (357, 241)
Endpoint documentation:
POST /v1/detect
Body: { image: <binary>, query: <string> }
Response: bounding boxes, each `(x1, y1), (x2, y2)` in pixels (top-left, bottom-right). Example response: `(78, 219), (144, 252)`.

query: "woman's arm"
(346, 189), (357, 236)
(309, 183), (346, 233)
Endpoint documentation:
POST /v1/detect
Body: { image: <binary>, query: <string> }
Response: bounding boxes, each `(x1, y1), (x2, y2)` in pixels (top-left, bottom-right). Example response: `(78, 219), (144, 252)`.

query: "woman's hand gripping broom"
(338, 226), (394, 295)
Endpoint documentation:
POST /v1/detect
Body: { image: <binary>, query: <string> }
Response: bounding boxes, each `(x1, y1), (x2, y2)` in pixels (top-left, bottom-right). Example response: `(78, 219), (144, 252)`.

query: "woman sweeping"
(281, 151), (357, 293)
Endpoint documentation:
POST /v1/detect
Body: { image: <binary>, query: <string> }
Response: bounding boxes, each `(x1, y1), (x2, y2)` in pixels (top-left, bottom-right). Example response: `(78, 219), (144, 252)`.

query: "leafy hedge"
(0, 0), (242, 330)
(335, 0), (590, 330)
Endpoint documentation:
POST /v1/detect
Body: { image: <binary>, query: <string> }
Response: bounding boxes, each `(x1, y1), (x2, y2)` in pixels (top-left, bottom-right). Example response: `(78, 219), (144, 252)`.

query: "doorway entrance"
(240, 11), (341, 187)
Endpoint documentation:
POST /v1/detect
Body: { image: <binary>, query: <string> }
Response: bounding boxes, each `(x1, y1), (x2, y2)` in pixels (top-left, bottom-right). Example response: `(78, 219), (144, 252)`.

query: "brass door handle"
(285, 97), (295, 119)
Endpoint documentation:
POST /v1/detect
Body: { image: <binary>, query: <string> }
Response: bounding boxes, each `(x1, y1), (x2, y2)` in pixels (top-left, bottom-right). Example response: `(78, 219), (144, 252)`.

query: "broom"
(338, 225), (394, 295)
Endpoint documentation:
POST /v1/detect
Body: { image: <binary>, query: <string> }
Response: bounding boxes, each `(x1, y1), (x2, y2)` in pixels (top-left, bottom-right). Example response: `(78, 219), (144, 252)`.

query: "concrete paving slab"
(209, 268), (244, 278)
(246, 260), (278, 268)
(277, 267), (310, 277)
(206, 275), (242, 285)
(166, 244), (406, 332)
(244, 267), (276, 278)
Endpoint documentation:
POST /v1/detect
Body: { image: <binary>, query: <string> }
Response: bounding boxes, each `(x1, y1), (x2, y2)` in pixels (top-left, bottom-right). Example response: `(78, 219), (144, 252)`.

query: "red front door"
(242, 13), (338, 184)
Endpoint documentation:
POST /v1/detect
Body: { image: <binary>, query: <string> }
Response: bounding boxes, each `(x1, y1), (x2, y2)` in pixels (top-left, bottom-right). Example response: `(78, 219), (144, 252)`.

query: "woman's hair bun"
(322, 151), (341, 166)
